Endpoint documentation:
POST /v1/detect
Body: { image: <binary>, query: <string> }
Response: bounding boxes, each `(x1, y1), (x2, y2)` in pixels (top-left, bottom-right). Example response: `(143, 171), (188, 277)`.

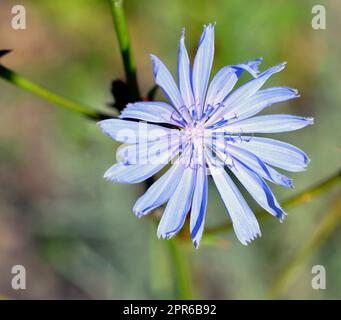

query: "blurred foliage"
(0, 0), (340, 299)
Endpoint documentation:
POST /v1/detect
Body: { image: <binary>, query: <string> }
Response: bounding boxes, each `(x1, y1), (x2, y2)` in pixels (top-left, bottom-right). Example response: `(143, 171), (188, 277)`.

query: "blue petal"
(150, 54), (191, 123)
(192, 24), (215, 118)
(231, 137), (310, 172)
(229, 160), (286, 220)
(157, 151), (196, 239)
(133, 150), (188, 217)
(117, 134), (181, 166)
(204, 59), (262, 110)
(120, 102), (185, 127)
(224, 86), (299, 122)
(98, 119), (176, 143)
(104, 162), (166, 184)
(222, 114), (314, 134)
(224, 63), (287, 107)
(190, 149), (208, 248)
(214, 142), (293, 188)
(104, 143), (180, 183)
(204, 67), (237, 110)
(178, 29), (195, 111)
(206, 152), (261, 245)
(206, 62), (287, 127)
(234, 58), (263, 78)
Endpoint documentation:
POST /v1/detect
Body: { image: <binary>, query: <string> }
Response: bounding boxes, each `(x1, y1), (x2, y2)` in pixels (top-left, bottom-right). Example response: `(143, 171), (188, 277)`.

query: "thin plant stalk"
(108, 0), (140, 101)
(167, 238), (193, 299)
(0, 65), (110, 120)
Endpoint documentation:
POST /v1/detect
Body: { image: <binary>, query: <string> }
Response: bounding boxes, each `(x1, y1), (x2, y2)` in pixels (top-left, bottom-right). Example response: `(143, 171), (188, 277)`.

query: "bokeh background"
(0, 0), (340, 299)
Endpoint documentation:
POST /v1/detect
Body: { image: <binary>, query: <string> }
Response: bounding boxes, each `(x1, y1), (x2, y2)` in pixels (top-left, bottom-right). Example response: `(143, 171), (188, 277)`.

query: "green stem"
(267, 194), (341, 299)
(0, 65), (110, 120)
(167, 239), (193, 299)
(108, 0), (140, 101)
(205, 170), (341, 236)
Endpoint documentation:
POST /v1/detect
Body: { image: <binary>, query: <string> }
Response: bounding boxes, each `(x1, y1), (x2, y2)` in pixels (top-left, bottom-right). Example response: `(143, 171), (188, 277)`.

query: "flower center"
(184, 125), (205, 145)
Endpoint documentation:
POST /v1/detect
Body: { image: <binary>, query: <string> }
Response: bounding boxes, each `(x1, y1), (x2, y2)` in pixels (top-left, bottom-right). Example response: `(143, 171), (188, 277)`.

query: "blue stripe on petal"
(230, 159), (286, 220)
(223, 114), (314, 134)
(190, 150), (208, 248)
(234, 58), (263, 78)
(206, 152), (261, 245)
(192, 24), (215, 119)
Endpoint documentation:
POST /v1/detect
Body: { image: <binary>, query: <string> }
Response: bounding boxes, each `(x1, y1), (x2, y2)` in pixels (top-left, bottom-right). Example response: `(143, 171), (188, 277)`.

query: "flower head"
(98, 24), (313, 247)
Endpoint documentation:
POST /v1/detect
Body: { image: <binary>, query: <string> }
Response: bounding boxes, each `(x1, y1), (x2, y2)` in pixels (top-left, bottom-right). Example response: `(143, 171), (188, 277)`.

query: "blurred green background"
(0, 0), (340, 299)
